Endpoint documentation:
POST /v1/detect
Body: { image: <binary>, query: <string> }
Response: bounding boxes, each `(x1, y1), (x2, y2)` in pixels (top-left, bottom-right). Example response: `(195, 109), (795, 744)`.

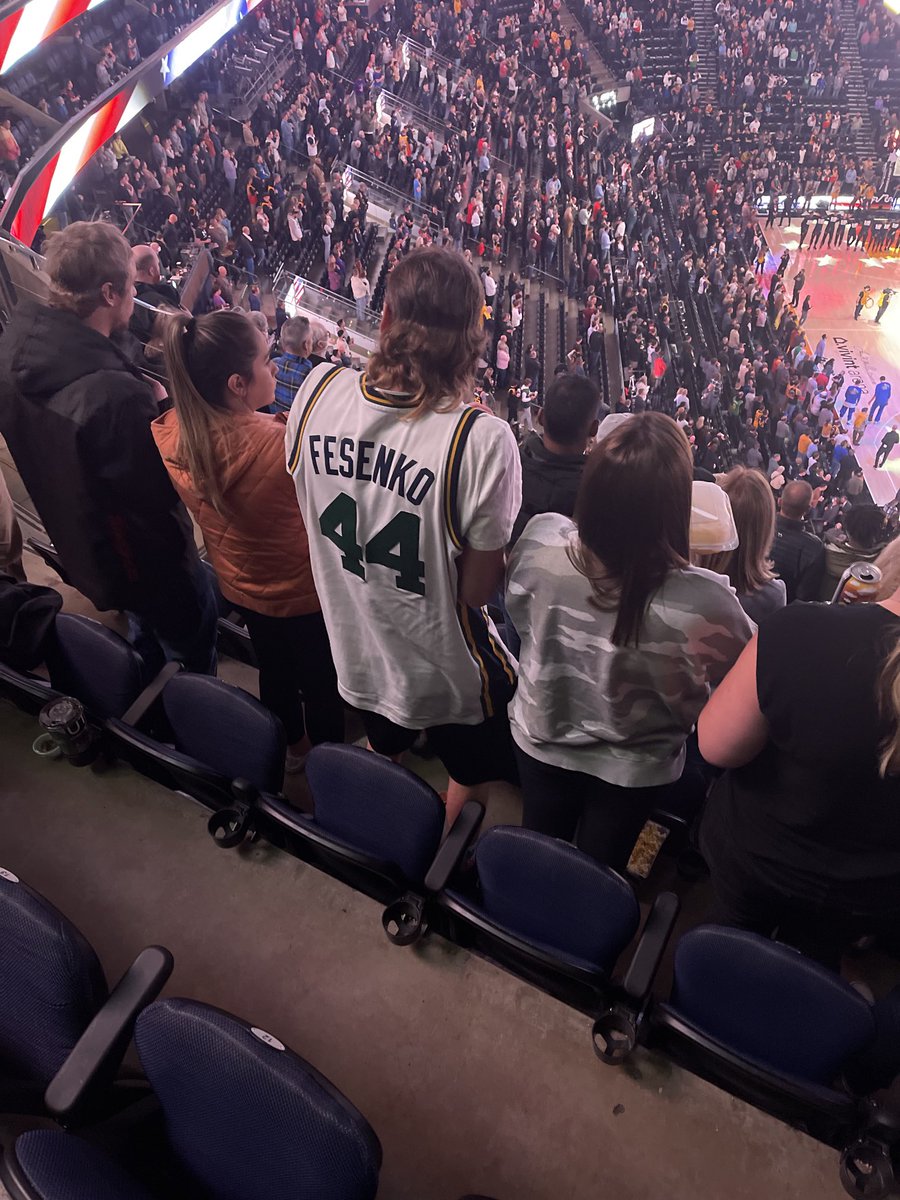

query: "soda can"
(830, 561), (883, 605)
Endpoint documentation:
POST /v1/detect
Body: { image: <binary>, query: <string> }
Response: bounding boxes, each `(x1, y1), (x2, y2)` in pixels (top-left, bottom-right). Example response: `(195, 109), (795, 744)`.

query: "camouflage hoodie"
(506, 513), (755, 786)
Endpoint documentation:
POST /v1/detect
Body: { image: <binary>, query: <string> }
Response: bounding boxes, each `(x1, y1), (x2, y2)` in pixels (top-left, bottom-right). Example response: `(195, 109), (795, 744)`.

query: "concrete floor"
(0, 700), (851, 1200)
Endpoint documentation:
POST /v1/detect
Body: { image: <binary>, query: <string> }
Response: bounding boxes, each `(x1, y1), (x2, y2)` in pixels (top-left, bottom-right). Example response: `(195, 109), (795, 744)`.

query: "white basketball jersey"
(285, 363), (521, 726)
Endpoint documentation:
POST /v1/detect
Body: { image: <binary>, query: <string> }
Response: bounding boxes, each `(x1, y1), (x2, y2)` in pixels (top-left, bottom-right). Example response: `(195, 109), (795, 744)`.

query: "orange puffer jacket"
(152, 408), (319, 618)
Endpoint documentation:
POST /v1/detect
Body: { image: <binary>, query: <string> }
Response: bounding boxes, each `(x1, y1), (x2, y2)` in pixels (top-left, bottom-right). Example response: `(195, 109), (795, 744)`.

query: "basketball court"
(761, 223), (900, 506)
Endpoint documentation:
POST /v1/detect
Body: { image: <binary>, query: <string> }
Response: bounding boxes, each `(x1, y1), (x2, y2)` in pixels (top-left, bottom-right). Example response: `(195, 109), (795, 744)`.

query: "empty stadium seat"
(435, 826), (679, 1051)
(210, 744), (483, 920)
(0, 867), (172, 1119)
(2, 1133), (154, 1200)
(108, 672), (286, 801)
(46, 614), (146, 720)
(2, 998), (500, 1200)
(650, 926), (899, 1197)
(2, 997), (383, 1200)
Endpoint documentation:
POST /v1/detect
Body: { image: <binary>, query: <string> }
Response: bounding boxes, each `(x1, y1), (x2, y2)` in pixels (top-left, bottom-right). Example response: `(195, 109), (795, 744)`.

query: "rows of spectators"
(4, 224), (900, 984)
(855, 0), (900, 150)
(2, 0), (900, 1018)
(0, 0), (219, 188)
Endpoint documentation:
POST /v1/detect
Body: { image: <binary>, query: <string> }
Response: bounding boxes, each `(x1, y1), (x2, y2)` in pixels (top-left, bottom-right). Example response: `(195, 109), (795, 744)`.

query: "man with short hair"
(0, 221), (216, 673)
(129, 243), (181, 345)
(272, 316), (313, 411)
(510, 374), (600, 545)
(307, 321), (330, 367)
(839, 379), (863, 424)
(870, 376), (892, 423)
(875, 425), (900, 470)
(770, 480), (826, 602)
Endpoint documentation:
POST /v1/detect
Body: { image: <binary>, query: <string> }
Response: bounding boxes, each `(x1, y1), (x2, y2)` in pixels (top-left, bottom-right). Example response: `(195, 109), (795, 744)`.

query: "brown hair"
(45, 220), (133, 318)
(570, 412), (692, 646)
(162, 310), (261, 514)
(366, 246), (485, 416)
(705, 467), (776, 595)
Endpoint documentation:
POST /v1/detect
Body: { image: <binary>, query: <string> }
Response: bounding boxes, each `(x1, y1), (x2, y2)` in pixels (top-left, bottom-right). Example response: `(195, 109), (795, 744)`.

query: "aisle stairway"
(691, 0), (718, 104)
(559, 0), (616, 90)
(839, 0), (879, 161)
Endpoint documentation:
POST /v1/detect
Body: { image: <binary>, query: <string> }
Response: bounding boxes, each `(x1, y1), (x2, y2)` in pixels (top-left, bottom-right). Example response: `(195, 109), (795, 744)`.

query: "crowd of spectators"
(0, 0), (220, 188)
(2, 0), (900, 1019)
(855, 0), (900, 150)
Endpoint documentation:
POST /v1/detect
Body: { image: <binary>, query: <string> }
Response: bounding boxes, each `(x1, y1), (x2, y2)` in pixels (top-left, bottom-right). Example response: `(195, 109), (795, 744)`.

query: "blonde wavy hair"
(366, 246), (485, 417)
(704, 467), (777, 595)
(45, 220), (133, 318)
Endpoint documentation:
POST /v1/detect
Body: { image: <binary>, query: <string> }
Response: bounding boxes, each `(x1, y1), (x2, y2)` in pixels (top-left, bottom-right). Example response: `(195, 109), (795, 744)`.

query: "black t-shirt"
(702, 602), (900, 913)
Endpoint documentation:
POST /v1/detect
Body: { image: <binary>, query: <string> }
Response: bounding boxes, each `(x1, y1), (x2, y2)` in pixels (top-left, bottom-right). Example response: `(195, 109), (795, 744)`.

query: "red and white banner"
(0, 0), (110, 76)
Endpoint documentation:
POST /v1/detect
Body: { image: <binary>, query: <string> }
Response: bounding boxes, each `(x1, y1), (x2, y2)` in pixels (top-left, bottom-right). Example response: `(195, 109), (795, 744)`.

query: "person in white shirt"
(349, 260), (371, 321)
(286, 248), (522, 823)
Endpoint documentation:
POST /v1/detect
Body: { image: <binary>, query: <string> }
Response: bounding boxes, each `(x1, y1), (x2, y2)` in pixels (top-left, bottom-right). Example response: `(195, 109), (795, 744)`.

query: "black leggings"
(240, 608), (344, 746)
(700, 829), (900, 972)
(513, 745), (669, 873)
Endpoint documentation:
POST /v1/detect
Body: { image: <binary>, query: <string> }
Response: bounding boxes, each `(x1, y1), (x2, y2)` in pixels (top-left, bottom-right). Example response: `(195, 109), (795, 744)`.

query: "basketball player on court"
(285, 247), (522, 822)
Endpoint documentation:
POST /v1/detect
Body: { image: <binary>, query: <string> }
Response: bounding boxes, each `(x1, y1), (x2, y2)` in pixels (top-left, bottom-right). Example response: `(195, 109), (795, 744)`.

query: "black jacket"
(0, 301), (198, 613)
(770, 514), (825, 603)
(130, 279), (181, 345)
(510, 434), (586, 546)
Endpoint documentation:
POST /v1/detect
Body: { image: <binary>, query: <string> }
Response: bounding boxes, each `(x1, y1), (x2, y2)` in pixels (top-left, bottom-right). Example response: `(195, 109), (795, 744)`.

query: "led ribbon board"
(1, 0), (267, 246)
(0, 0), (111, 76)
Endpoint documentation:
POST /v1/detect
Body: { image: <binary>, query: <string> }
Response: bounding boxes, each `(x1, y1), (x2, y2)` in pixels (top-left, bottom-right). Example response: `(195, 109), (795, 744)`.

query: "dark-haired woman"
(506, 412), (754, 871)
(152, 310), (343, 770)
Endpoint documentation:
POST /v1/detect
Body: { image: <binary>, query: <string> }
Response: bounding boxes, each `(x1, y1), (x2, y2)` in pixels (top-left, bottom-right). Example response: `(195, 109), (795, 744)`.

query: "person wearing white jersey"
(285, 247), (521, 821)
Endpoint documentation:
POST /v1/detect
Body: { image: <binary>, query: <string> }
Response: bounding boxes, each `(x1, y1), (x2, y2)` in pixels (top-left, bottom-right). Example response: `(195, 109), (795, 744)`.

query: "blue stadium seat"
(306, 743), (446, 882)
(443, 826), (641, 975)
(0, 867), (172, 1120)
(107, 673), (286, 804)
(660, 927), (876, 1090)
(46, 614), (145, 720)
(3, 1131), (154, 1200)
(1, 999), (383, 1200)
(162, 673), (285, 794)
(210, 745), (481, 925)
(649, 925), (900, 1188)
(436, 827), (677, 1041)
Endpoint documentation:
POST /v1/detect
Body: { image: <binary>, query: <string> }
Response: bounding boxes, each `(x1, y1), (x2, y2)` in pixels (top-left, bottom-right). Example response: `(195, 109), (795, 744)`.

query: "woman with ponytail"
(698, 583), (900, 968)
(153, 310), (343, 769)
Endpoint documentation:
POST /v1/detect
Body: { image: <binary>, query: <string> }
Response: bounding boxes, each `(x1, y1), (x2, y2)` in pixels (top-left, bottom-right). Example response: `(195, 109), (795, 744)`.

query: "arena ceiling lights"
(1, 0), (267, 246)
(0, 0), (111, 76)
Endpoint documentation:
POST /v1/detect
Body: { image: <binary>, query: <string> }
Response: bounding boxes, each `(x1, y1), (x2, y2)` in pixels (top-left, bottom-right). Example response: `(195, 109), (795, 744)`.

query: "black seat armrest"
(44, 946), (174, 1123)
(423, 800), (484, 893)
(623, 891), (680, 1003)
(120, 662), (182, 726)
